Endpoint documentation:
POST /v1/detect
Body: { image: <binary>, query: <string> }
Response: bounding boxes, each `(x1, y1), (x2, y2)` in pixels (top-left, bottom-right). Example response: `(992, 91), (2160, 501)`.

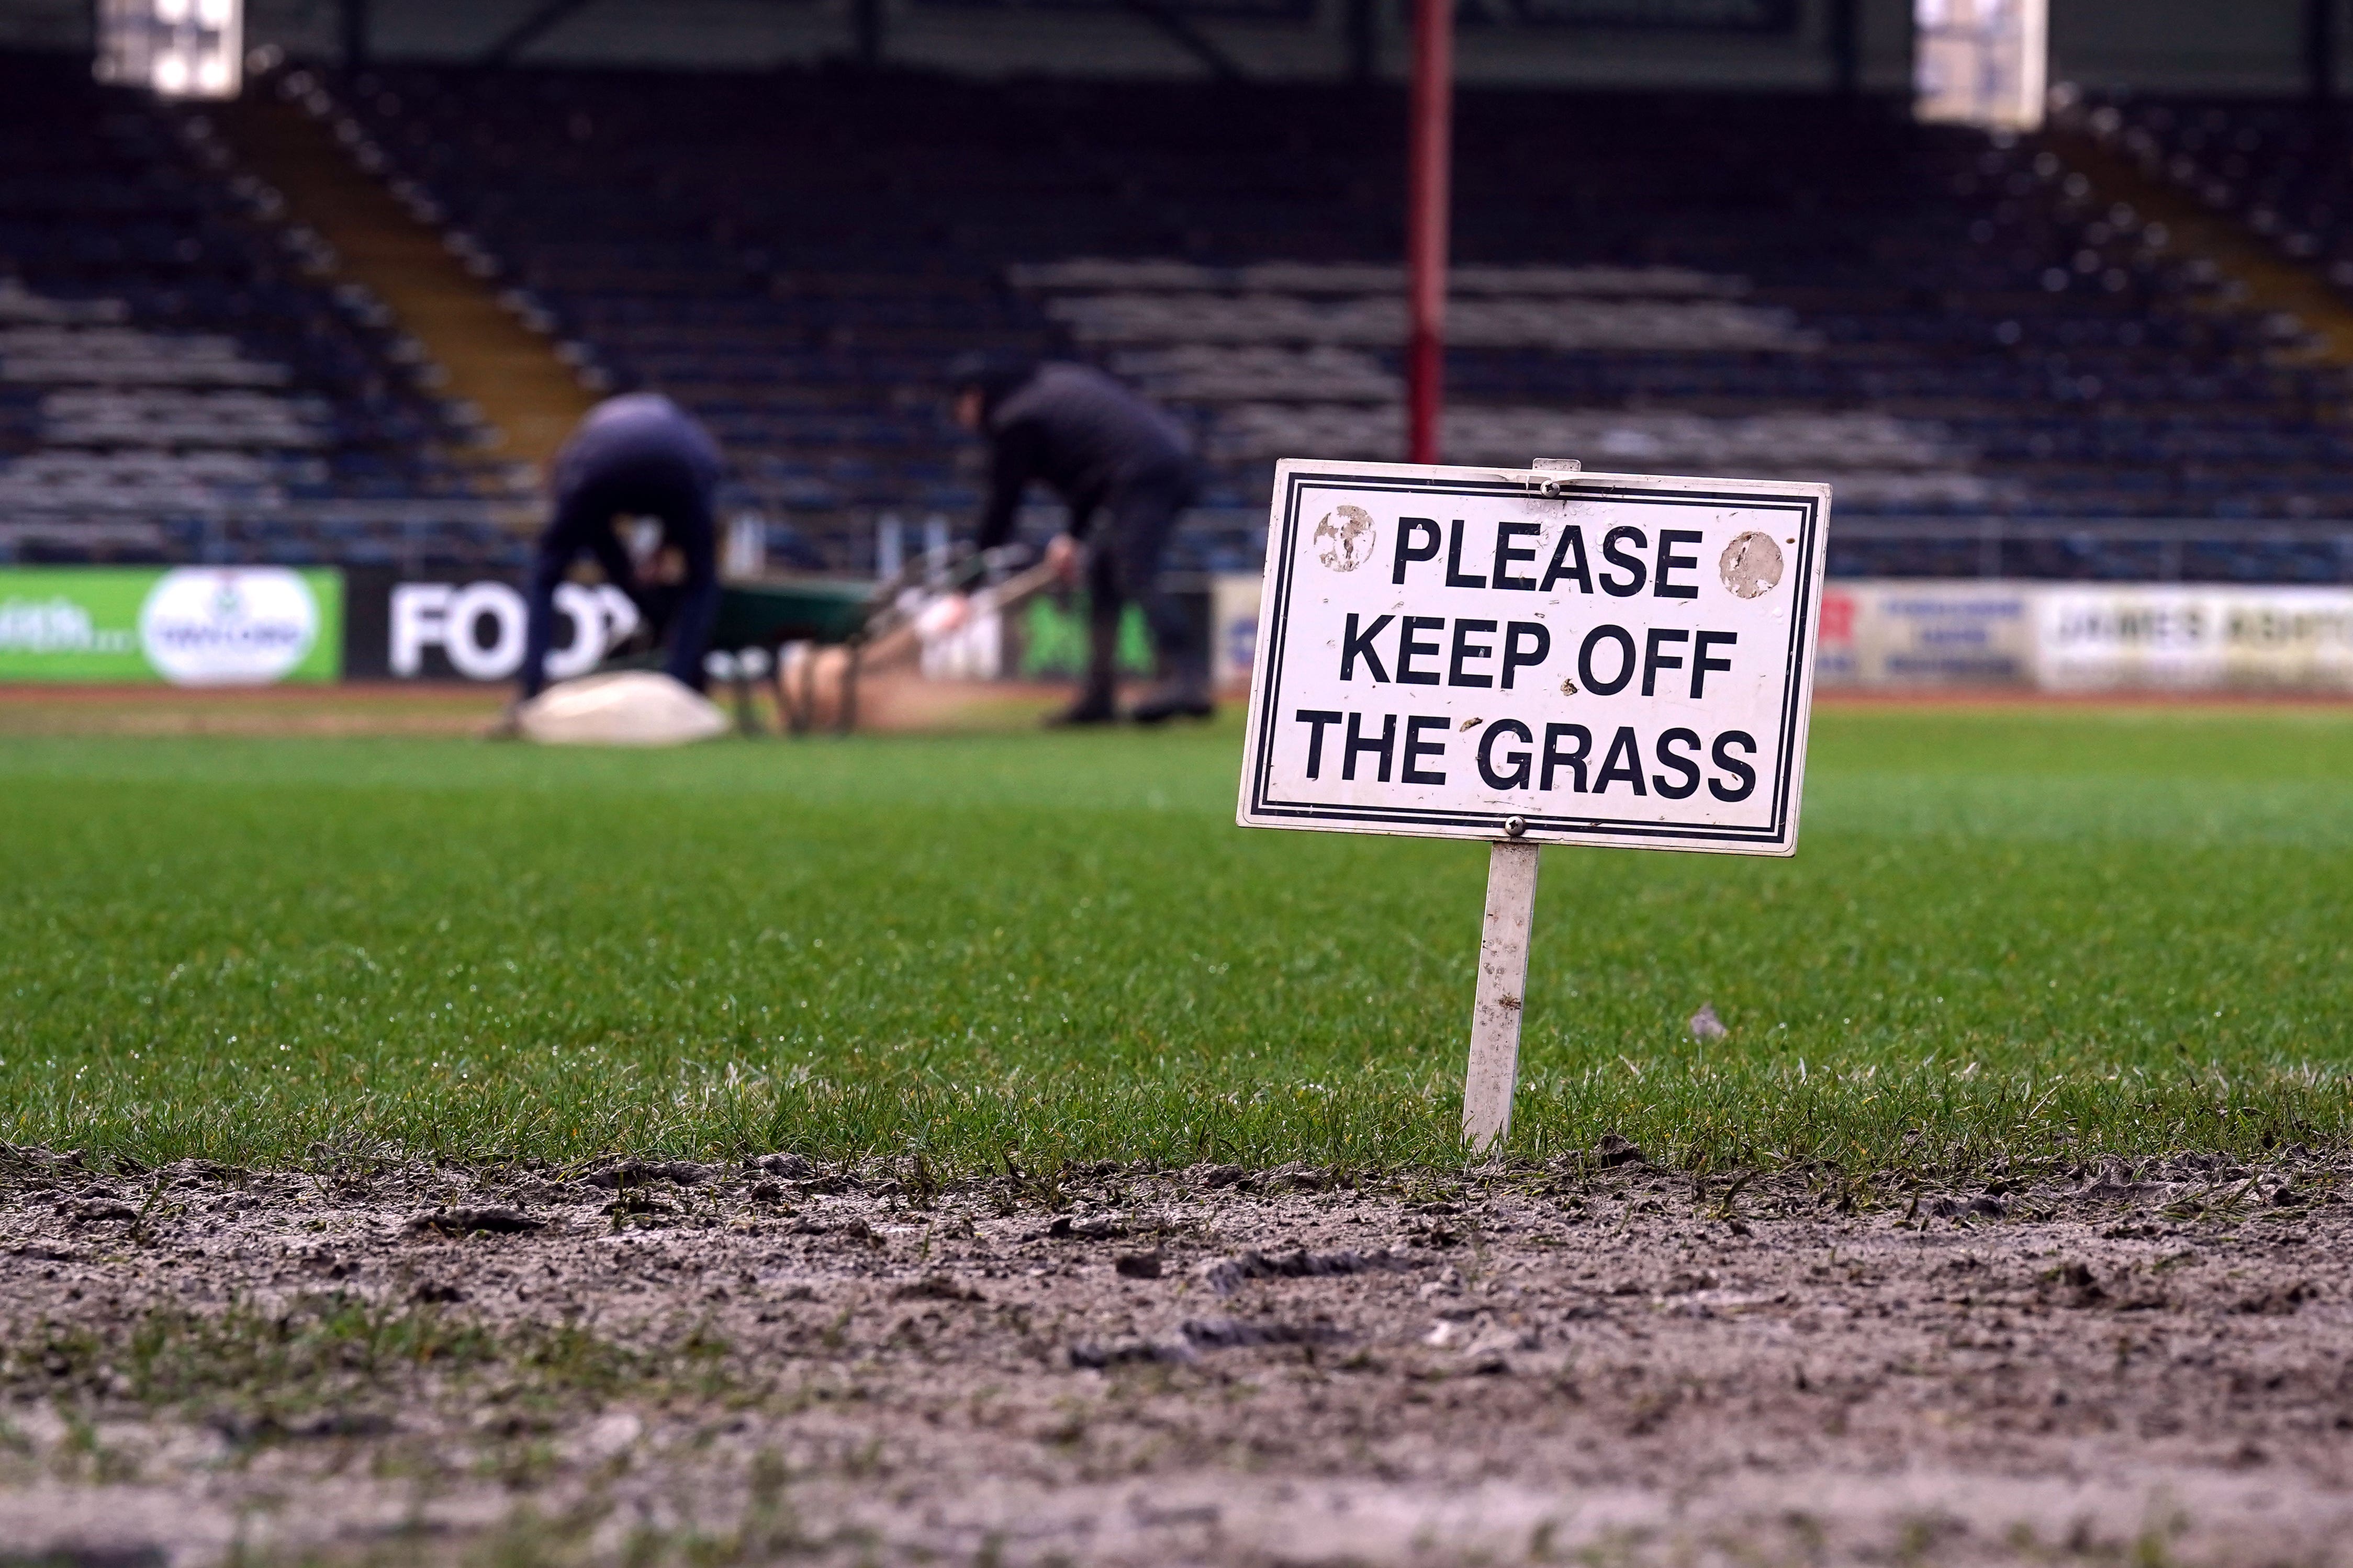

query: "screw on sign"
(1237, 457), (1830, 1150)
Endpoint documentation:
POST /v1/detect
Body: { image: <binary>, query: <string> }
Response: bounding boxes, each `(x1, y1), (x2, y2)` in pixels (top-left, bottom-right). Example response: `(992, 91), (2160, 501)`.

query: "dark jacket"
(973, 363), (1194, 549)
(550, 392), (724, 506)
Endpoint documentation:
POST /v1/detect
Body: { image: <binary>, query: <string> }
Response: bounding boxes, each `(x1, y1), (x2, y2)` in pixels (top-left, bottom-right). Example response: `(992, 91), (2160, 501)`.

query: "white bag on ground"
(516, 672), (730, 747)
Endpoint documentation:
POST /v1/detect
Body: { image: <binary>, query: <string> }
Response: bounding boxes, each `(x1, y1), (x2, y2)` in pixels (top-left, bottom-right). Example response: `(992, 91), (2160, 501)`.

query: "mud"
(0, 684), (505, 738)
(2, 1145), (2349, 1567)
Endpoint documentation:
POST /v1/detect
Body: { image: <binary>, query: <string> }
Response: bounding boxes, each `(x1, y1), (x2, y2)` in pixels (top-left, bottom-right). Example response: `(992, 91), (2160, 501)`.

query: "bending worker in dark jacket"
(950, 358), (1210, 725)
(518, 392), (723, 702)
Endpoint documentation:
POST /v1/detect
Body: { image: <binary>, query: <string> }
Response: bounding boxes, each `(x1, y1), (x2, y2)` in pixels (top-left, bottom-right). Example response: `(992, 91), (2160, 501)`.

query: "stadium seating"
(2072, 94), (2353, 281)
(0, 52), (524, 569)
(306, 65), (2353, 582)
(9, 47), (2351, 583)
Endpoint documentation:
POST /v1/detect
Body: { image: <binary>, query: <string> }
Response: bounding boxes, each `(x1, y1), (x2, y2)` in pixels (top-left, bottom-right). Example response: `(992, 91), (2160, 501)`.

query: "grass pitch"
(2, 704), (2348, 1173)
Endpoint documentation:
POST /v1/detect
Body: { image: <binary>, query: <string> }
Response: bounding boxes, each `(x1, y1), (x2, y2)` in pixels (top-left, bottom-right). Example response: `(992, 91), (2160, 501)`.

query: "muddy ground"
(1, 1144), (2348, 1568)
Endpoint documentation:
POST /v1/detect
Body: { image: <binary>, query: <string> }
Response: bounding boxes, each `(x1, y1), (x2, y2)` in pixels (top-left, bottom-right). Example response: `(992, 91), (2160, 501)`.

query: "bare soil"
(2, 1145), (2349, 1567)
(0, 683), (507, 738)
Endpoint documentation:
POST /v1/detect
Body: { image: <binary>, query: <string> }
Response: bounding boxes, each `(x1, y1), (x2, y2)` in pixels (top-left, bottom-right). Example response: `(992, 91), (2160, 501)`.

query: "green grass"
(3, 705), (2350, 1174)
(9, 1292), (694, 1424)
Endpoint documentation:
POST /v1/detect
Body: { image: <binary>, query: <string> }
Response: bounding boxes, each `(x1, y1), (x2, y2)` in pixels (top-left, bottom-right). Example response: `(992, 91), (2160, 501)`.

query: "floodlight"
(95, 0), (242, 101)
(1915, 0), (2047, 131)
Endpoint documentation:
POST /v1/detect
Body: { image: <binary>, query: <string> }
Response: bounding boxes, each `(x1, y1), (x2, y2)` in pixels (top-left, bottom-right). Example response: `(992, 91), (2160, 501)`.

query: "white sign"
(389, 580), (637, 682)
(1815, 580), (2033, 687)
(1238, 459), (1830, 856)
(2035, 586), (2353, 693)
(139, 567), (318, 686)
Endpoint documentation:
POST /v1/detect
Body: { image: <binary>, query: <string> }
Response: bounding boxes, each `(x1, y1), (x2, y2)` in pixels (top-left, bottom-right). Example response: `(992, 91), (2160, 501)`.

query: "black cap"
(946, 350), (1036, 417)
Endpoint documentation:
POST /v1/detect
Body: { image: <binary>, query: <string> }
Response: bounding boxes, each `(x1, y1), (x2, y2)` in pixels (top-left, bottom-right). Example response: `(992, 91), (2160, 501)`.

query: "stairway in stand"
(217, 88), (597, 480)
(2056, 130), (2353, 374)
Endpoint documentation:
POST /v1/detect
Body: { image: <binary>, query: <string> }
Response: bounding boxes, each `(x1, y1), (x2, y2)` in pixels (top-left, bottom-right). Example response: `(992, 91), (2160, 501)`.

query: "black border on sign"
(1243, 469), (1822, 849)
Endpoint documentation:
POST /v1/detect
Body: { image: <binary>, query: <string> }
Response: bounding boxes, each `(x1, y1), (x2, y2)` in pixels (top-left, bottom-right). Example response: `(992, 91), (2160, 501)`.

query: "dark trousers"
(521, 461), (719, 700)
(1082, 464), (1201, 694)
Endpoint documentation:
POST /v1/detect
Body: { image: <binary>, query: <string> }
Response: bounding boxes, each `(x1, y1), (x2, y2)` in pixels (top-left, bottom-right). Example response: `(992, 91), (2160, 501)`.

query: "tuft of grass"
(1, 705), (2350, 1175)
(5, 1291), (713, 1431)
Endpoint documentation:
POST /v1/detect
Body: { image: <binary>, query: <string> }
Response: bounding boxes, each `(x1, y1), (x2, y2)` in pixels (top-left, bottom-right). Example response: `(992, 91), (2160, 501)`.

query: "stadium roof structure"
(6, 1), (2345, 101)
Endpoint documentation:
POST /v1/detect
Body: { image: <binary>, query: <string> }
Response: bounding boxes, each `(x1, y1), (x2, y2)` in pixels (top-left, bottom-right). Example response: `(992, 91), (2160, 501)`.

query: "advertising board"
(1814, 581), (2033, 687)
(341, 567), (637, 683)
(2034, 586), (2353, 692)
(0, 567), (341, 684)
(1212, 572), (1261, 691)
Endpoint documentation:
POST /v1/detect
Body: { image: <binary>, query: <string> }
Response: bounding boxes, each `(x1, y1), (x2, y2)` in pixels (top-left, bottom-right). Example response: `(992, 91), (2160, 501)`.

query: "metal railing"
(1824, 517), (2353, 581)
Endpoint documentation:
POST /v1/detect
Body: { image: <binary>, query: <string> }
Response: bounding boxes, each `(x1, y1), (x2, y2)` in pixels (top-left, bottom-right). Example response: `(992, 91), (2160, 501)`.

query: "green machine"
(593, 577), (878, 734)
(709, 576), (882, 735)
(602, 552), (1057, 736)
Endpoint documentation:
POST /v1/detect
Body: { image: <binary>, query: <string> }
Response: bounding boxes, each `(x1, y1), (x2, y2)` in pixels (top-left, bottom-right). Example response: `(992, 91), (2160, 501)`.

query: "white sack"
(516, 672), (729, 747)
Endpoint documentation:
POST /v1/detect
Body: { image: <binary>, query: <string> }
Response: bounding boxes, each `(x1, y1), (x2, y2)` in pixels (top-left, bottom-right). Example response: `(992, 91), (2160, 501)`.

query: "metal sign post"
(1404, 0), (1454, 465)
(1238, 455), (1830, 1153)
(1464, 832), (1540, 1150)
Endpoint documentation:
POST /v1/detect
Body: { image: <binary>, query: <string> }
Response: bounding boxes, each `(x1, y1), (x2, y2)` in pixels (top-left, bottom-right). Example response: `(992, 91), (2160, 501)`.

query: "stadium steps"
(215, 93), (596, 477)
(2054, 129), (2353, 371)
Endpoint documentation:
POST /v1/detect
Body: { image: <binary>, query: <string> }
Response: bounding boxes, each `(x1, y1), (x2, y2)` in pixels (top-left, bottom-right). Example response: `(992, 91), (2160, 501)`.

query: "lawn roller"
(602, 549), (1059, 736)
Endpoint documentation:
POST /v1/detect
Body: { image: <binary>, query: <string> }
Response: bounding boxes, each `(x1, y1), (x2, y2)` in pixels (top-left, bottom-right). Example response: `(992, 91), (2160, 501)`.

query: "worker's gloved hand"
(1046, 533), (1081, 586)
(921, 594), (972, 637)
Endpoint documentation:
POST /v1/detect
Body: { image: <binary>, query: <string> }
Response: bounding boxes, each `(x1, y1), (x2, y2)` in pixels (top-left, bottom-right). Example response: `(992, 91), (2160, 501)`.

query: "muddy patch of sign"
(1719, 531), (1785, 599)
(1315, 506), (1377, 572)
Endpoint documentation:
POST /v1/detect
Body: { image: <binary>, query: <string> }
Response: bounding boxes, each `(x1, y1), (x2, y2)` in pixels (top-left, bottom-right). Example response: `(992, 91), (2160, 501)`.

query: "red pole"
(1405, 0), (1454, 466)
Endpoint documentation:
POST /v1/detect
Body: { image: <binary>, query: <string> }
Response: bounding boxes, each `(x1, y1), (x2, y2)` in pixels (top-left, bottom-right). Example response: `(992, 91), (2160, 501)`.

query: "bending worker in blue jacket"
(948, 357), (1211, 726)
(518, 392), (723, 703)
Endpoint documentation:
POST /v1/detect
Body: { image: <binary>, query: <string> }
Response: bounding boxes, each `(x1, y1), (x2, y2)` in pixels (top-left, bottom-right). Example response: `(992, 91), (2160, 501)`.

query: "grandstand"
(310, 66), (2353, 581)
(6, 7), (2353, 584)
(0, 52), (526, 572)
(2078, 92), (2353, 286)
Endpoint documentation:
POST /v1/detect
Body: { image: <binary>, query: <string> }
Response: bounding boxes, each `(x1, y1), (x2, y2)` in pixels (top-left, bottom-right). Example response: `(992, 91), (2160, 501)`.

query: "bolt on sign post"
(1237, 458), (1831, 1152)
